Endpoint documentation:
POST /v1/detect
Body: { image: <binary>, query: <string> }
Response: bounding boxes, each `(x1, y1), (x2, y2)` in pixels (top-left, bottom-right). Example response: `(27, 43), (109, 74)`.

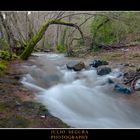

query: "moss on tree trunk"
(20, 20), (84, 60)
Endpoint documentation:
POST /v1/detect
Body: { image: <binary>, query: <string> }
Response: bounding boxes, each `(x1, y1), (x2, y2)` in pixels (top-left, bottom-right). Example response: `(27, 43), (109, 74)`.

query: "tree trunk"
(0, 12), (17, 57)
(20, 20), (84, 60)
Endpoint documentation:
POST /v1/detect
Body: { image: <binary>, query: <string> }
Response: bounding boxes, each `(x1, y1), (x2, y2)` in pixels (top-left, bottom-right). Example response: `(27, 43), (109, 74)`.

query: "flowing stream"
(21, 53), (140, 128)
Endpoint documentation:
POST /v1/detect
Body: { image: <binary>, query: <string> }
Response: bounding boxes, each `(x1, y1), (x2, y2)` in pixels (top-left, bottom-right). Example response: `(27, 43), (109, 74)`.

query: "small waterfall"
(21, 53), (140, 128)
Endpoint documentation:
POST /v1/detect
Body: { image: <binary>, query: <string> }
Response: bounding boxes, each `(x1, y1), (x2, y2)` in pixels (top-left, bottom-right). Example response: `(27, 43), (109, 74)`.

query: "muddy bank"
(0, 60), (69, 128)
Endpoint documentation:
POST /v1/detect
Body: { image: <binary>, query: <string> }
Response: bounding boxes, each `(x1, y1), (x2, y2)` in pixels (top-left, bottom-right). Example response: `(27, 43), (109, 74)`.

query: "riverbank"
(0, 59), (69, 128)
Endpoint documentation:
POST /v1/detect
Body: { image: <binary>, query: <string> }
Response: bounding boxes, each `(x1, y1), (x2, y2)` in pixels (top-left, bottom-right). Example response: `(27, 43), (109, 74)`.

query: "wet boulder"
(113, 83), (132, 94)
(97, 66), (111, 76)
(108, 78), (115, 84)
(66, 61), (85, 71)
(123, 70), (136, 79)
(89, 60), (108, 68)
(107, 78), (133, 94)
(123, 69), (136, 83)
(134, 79), (140, 90)
(136, 65), (140, 73)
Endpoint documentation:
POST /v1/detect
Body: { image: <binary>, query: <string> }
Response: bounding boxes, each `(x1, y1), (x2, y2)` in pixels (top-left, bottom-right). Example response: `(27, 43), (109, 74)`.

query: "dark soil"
(0, 60), (69, 128)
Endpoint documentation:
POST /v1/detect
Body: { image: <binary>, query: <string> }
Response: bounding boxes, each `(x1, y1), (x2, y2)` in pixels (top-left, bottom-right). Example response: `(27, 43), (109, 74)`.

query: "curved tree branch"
(20, 20), (84, 60)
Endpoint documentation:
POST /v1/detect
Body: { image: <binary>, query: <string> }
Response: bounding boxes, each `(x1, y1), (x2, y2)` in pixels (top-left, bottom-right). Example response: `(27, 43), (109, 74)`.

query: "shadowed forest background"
(1, 11), (140, 61)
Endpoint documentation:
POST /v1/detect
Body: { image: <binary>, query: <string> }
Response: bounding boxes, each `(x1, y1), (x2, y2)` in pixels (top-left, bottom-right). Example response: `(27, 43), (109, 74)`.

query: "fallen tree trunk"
(96, 42), (140, 50)
(20, 20), (84, 60)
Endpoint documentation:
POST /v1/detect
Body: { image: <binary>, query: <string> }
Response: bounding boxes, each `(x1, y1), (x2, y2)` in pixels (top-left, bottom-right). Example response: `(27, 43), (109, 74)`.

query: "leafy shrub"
(0, 50), (11, 60)
(56, 44), (66, 53)
(90, 12), (140, 48)
(91, 16), (123, 45)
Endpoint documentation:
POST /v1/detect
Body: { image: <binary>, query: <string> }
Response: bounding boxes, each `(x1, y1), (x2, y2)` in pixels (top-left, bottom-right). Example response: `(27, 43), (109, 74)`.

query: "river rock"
(89, 60), (108, 68)
(97, 66), (111, 76)
(136, 65), (140, 73)
(123, 69), (136, 83)
(134, 79), (140, 90)
(123, 70), (136, 78)
(108, 78), (115, 84)
(66, 61), (85, 71)
(113, 83), (132, 94)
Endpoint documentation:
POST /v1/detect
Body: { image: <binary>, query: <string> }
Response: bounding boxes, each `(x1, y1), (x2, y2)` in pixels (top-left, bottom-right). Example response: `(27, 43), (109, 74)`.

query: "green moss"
(0, 50), (11, 60)
(91, 44), (101, 52)
(12, 53), (19, 60)
(0, 60), (7, 74)
(0, 63), (6, 71)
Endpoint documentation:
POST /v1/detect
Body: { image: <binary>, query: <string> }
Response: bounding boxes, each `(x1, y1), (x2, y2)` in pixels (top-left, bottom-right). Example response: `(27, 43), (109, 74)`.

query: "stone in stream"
(66, 61), (85, 71)
(113, 83), (132, 94)
(107, 78), (133, 94)
(108, 78), (115, 84)
(89, 60), (108, 68)
(97, 66), (111, 76)
(134, 79), (140, 90)
(136, 65), (140, 73)
(123, 69), (136, 83)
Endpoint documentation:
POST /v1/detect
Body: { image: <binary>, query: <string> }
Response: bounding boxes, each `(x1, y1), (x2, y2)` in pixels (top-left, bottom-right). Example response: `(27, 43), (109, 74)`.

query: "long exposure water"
(21, 53), (140, 128)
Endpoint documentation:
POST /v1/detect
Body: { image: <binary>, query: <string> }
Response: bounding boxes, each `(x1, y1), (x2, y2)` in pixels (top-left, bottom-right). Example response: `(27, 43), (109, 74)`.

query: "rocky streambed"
(21, 53), (140, 128)
(1, 50), (140, 128)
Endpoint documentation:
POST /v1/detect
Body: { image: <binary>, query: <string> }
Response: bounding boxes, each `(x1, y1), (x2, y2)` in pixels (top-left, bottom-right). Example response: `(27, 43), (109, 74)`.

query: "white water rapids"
(21, 53), (140, 128)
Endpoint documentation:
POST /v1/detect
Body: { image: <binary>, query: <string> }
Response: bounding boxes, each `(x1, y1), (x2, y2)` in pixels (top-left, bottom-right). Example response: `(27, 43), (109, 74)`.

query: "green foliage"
(91, 44), (101, 52)
(91, 16), (120, 45)
(56, 44), (66, 53)
(0, 50), (11, 60)
(12, 53), (19, 60)
(90, 12), (140, 48)
(15, 39), (27, 49)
